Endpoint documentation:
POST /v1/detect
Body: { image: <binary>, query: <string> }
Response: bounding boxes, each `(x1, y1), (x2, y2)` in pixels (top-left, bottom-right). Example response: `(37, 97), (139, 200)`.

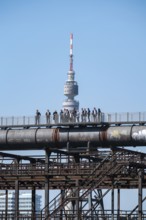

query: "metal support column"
(45, 149), (50, 219)
(15, 180), (19, 220)
(88, 191), (92, 219)
(76, 179), (80, 220)
(87, 141), (93, 219)
(15, 159), (19, 220)
(138, 169), (143, 220)
(60, 189), (64, 220)
(74, 154), (80, 220)
(111, 187), (114, 220)
(5, 189), (8, 220)
(32, 187), (36, 220)
(97, 189), (105, 219)
(117, 188), (120, 220)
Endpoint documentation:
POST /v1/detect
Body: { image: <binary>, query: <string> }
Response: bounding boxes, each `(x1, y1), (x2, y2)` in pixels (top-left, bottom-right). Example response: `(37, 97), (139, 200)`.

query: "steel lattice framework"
(0, 120), (146, 219)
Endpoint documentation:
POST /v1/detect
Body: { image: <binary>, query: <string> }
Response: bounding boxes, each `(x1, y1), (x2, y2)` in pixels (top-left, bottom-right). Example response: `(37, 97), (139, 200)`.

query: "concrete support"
(138, 169), (143, 220)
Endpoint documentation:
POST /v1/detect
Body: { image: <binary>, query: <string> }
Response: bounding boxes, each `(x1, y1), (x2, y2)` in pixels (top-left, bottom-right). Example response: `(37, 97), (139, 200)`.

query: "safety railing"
(1, 210), (146, 220)
(40, 210), (146, 220)
(0, 210), (41, 220)
(0, 150), (112, 174)
(0, 150), (146, 177)
(0, 111), (146, 127)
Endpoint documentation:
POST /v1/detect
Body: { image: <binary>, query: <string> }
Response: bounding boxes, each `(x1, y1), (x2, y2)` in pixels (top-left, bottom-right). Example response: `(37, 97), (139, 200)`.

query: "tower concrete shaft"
(63, 33), (79, 111)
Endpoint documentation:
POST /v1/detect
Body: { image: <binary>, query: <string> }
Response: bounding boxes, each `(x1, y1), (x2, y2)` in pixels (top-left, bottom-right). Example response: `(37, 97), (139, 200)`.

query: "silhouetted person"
(35, 109), (41, 124)
(87, 108), (91, 122)
(53, 111), (58, 123)
(60, 109), (64, 123)
(98, 108), (101, 122)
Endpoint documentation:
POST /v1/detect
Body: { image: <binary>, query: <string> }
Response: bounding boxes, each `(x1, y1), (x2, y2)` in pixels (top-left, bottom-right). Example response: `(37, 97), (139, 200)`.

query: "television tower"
(62, 33), (79, 111)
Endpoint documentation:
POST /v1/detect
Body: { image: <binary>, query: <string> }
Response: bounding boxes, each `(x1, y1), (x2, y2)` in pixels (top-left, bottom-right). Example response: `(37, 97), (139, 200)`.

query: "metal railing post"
(115, 113), (117, 122)
(139, 112), (141, 122)
(127, 112), (129, 122)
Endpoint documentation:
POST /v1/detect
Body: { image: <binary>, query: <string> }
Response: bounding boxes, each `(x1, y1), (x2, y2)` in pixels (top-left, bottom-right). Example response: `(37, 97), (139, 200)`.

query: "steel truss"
(0, 147), (146, 219)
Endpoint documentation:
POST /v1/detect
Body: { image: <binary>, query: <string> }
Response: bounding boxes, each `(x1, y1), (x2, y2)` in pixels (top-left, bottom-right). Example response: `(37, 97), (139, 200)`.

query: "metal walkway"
(0, 111), (146, 128)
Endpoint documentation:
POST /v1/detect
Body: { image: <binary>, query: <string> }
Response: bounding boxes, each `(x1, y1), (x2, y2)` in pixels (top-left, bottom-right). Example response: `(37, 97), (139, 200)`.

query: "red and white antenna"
(69, 33), (73, 71)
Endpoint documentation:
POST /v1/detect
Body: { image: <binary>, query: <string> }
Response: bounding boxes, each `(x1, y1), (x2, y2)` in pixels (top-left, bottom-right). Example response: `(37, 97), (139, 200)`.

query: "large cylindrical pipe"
(0, 126), (146, 150)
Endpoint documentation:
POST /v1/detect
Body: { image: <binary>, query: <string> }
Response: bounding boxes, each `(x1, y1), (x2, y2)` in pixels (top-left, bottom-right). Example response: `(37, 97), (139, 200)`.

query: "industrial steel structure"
(0, 34), (146, 219)
(0, 119), (146, 219)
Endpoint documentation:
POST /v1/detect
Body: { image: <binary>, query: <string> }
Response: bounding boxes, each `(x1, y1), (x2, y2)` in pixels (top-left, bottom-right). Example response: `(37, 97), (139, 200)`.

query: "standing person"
(98, 108), (101, 122)
(87, 108), (91, 122)
(84, 108), (87, 122)
(60, 109), (64, 123)
(73, 108), (77, 122)
(45, 109), (51, 124)
(91, 109), (94, 122)
(35, 109), (41, 124)
(94, 107), (97, 122)
(53, 110), (58, 123)
(81, 108), (84, 122)
(66, 109), (69, 122)
(76, 110), (80, 123)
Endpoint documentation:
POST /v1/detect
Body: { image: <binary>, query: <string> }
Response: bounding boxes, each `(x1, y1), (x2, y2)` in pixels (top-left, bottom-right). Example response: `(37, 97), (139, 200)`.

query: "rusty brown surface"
(0, 149), (146, 190)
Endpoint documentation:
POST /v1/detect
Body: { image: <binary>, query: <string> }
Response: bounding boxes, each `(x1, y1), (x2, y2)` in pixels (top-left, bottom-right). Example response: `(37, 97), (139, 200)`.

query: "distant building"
(0, 192), (14, 214)
(0, 191), (41, 217)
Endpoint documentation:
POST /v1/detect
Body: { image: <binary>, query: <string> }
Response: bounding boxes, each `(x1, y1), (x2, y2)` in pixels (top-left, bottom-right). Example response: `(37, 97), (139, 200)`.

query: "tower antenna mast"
(70, 33), (73, 71)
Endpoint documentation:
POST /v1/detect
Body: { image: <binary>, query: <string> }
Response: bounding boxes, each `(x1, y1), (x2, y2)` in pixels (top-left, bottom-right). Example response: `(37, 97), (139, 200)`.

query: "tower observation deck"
(62, 33), (79, 111)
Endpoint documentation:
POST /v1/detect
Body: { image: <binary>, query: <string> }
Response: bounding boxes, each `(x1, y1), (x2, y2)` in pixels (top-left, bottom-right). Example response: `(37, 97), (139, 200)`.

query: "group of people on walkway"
(35, 107), (103, 124)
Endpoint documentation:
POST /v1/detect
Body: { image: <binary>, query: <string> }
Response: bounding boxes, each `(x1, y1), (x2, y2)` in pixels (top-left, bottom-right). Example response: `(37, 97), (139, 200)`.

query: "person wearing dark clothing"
(72, 108), (77, 122)
(60, 110), (64, 123)
(53, 111), (58, 123)
(87, 108), (91, 122)
(35, 109), (41, 124)
(98, 108), (101, 122)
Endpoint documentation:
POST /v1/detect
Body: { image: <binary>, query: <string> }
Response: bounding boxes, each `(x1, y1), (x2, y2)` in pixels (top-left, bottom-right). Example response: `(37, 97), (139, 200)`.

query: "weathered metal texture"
(0, 126), (146, 150)
(36, 128), (56, 146)
(132, 126), (146, 143)
(105, 126), (132, 146)
(68, 127), (100, 146)
(7, 129), (37, 145)
(0, 130), (8, 144)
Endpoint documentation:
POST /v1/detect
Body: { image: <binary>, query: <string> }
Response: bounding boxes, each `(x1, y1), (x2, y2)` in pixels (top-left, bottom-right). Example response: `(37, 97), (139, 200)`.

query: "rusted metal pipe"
(0, 126), (146, 150)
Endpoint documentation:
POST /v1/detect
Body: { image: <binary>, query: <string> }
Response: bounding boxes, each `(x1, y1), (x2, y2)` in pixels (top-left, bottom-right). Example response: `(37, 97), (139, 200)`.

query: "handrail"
(1, 210), (146, 219)
(0, 111), (146, 127)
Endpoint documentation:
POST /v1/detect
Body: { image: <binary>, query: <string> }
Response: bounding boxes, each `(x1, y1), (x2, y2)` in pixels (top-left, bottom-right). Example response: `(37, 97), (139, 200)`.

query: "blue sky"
(0, 0), (146, 210)
(0, 0), (146, 117)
